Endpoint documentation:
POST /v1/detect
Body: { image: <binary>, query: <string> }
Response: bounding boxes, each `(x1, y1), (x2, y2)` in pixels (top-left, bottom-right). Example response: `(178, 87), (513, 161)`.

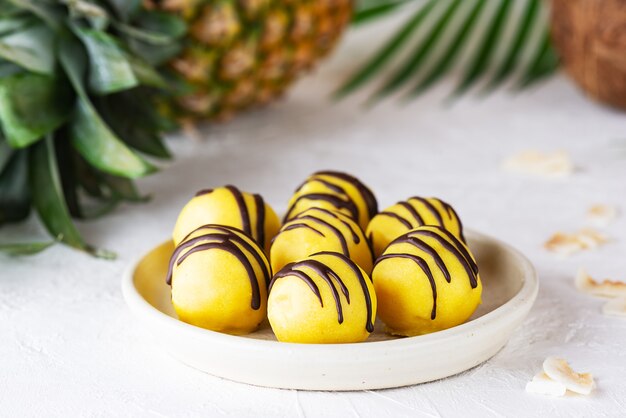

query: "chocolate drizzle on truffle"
(286, 171), (378, 224)
(225, 185), (251, 236)
(269, 252), (375, 332)
(195, 188), (214, 197)
(377, 253), (437, 319)
(439, 199), (466, 243)
(398, 200), (425, 225)
(375, 226), (479, 319)
(253, 193), (266, 248)
(314, 171), (378, 219)
(376, 211), (412, 229)
(409, 196), (444, 226)
(283, 222), (326, 237)
(414, 228), (478, 280)
(283, 193), (358, 223)
(370, 197), (466, 244)
(276, 208), (367, 258)
(167, 225), (270, 309)
(295, 215), (351, 256)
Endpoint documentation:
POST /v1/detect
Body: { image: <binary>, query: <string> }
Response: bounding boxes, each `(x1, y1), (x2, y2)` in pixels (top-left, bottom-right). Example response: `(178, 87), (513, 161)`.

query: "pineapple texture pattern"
(147, 0), (352, 120)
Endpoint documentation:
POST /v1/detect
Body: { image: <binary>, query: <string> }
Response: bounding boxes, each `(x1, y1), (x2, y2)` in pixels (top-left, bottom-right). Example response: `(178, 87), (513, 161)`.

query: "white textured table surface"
(2, 25), (626, 417)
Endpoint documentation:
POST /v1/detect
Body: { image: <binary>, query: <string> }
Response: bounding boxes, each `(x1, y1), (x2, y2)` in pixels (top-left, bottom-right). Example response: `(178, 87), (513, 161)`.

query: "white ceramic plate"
(122, 230), (537, 391)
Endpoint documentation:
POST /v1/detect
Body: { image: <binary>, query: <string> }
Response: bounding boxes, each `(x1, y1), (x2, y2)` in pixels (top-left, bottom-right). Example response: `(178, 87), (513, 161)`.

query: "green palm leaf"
(518, 29), (559, 88)
(333, 0), (437, 99)
(372, 0), (463, 102)
(486, 0), (540, 90)
(352, 0), (411, 26)
(453, 0), (514, 96)
(339, 0), (559, 102)
(406, 0), (487, 98)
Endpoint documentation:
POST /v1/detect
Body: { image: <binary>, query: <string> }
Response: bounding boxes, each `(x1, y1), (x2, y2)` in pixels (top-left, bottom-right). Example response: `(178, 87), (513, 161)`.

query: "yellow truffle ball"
(172, 185), (280, 253)
(270, 207), (374, 274)
(284, 171), (378, 231)
(366, 196), (464, 257)
(268, 252), (377, 344)
(372, 226), (481, 337)
(167, 225), (271, 335)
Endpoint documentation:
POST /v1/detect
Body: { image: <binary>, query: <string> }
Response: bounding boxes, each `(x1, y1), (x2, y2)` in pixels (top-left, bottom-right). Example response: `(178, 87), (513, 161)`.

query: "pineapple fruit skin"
(147, 0), (352, 120)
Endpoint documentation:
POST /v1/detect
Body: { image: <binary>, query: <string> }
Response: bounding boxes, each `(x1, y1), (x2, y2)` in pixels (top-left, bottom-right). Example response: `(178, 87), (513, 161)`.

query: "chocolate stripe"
(410, 197), (444, 226)
(175, 241), (262, 310)
(376, 253), (437, 320)
(397, 200), (424, 225)
(295, 215), (351, 257)
(315, 171), (378, 219)
(305, 207), (361, 244)
(283, 193), (358, 223)
(314, 251), (375, 332)
(377, 211), (412, 228)
(194, 188), (214, 197)
(410, 229), (478, 287)
(271, 259), (345, 324)
(269, 264), (323, 307)
(253, 193), (266, 248)
(282, 222), (326, 237)
(226, 185), (251, 236)
(168, 225), (271, 298)
(439, 199), (466, 243)
(393, 235), (451, 282)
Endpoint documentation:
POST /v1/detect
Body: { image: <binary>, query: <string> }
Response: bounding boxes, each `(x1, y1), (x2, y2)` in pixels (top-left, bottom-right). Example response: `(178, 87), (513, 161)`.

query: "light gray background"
(2, 19), (626, 418)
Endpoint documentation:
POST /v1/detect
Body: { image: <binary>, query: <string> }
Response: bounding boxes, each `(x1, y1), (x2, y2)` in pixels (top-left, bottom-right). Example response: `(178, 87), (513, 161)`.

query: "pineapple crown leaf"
(0, 0), (186, 256)
(338, 0), (560, 103)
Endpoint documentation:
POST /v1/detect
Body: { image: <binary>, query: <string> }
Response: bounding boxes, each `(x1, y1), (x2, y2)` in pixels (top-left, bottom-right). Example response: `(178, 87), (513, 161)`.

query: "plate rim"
(122, 228), (538, 353)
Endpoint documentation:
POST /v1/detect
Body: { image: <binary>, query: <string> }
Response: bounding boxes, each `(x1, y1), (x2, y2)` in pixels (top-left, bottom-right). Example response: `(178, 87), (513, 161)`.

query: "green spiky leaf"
(73, 27), (139, 94)
(59, 34), (156, 179)
(107, 0), (142, 21)
(70, 98), (157, 178)
(29, 135), (115, 259)
(0, 22), (54, 74)
(0, 149), (30, 224)
(0, 239), (57, 256)
(0, 73), (72, 148)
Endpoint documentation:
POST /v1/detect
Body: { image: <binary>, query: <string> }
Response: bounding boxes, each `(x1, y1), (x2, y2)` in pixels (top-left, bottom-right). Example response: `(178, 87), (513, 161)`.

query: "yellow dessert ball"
(268, 251), (377, 343)
(372, 226), (481, 337)
(284, 171), (378, 230)
(167, 225), (271, 335)
(366, 196), (465, 257)
(172, 185), (280, 253)
(270, 207), (374, 274)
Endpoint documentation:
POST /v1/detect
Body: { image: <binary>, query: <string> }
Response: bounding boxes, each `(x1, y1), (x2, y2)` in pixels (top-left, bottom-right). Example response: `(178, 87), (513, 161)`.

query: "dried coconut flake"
(526, 358), (595, 397)
(587, 205), (618, 227)
(575, 268), (626, 298)
(544, 229), (608, 257)
(502, 150), (573, 178)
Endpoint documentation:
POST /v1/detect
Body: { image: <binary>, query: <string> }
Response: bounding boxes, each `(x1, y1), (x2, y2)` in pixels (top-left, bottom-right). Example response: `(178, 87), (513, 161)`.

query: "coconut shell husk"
(551, 0), (626, 110)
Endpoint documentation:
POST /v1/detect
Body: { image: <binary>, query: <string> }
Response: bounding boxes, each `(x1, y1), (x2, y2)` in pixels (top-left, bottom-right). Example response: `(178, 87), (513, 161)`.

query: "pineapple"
(147, 0), (352, 120)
